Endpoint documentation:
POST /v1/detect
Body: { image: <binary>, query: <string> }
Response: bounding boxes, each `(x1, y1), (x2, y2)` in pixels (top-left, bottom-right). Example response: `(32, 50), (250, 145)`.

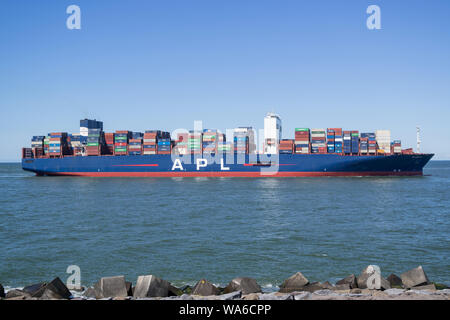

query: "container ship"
(21, 114), (433, 177)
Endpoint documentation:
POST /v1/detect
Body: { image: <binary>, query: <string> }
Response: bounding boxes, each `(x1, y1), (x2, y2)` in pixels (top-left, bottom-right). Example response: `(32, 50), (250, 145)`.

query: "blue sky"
(1, 0), (449, 161)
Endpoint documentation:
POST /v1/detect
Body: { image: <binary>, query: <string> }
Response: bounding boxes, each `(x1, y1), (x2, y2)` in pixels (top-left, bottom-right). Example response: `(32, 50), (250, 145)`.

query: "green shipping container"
(87, 143), (99, 147)
(295, 128), (309, 132)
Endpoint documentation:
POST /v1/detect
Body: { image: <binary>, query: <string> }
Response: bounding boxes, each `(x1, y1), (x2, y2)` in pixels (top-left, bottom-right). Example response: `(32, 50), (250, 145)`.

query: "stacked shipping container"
(392, 140), (402, 154)
(351, 131), (359, 154)
(86, 128), (103, 156)
(31, 136), (45, 158)
(80, 119), (103, 137)
(279, 139), (294, 154)
(173, 132), (188, 155)
(143, 131), (159, 155)
(48, 132), (68, 157)
(188, 131), (202, 155)
(327, 129), (335, 153)
(294, 128), (310, 154)
(216, 133), (229, 153)
(311, 129), (326, 154)
(362, 133), (378, 154)
(233, 131), (249, 154)
(202, 130), (218, 154)
(69, 134), (83, 156)
(114, 131), (130, 155)
(129, 133), (143, 155)
(331, 128), (343, 153)
(104, 133), (114, 155)
(343, 131), (359, 154)
(157, 135), (171, 155)
(360, 135), (369, 155)
(234, 127), (256, 154)
(23, 148), (33, 158)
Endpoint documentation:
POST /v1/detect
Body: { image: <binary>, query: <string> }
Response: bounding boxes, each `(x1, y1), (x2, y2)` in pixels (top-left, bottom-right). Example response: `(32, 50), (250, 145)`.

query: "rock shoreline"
(1, 265), (449, 301)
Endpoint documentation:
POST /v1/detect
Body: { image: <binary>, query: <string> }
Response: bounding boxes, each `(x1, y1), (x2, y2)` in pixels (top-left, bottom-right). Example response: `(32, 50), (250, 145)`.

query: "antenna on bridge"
(416, 126), (421, 153)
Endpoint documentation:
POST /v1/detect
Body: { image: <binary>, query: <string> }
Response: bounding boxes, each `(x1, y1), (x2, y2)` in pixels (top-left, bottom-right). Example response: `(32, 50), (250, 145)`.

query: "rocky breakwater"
(1, 265), (449, 301)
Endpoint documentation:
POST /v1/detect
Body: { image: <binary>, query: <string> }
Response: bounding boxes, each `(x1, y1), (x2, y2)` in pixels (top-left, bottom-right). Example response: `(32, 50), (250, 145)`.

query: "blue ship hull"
(22, 153), (434, 177)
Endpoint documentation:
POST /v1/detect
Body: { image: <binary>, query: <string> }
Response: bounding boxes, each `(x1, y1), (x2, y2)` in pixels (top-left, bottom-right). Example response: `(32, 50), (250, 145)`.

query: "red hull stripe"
(112, 164), (159, 167)
(242, 164), (296, 166)
(44, 171), (423, 177)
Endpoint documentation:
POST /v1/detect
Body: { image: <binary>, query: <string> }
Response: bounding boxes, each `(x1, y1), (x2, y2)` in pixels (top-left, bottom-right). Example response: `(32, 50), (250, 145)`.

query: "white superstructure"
(375, 130), (391, 154)
(234, 127), (257, 154)
(264, 112), (282, 154)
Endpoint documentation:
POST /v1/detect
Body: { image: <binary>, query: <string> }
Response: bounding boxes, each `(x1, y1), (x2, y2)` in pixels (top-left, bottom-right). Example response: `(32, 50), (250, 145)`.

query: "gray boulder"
(298, 282), (332, 293)
(223, 277), (261, 295)
(357, 265), (389, 290)
(163, 294), (194, 301)
(380, 277), (391, 290)
(67, 283), (83, 291)
(23, 282), (47, 297)
(83, 287), (97, 298)
(6, 289), (30, 299)
(336, 274), (357, 289)
(334, 283), (351, 291)
(180, 285), (192, 294)
(192, 279), (220, 296)
(384, 288), (406, 295)
(220, 291), (242, 300)
(39, 277), (72, 300)
(125, 281), (133, 296)
(387, 274), (403, 288)
(169, 284), (183, 296)
(401, 266), (429, 288)
(259, 293), (294, 300)
(357, 265), (376, 289)
(179, 294), (194, 300)
(279, 272), (309, 293)
(412, 283), (436, 291)
(293, 292), (312, 300)
(312, 289), (339, 296)
(133, 275), (173, 298)
(94, 275), (128, 298)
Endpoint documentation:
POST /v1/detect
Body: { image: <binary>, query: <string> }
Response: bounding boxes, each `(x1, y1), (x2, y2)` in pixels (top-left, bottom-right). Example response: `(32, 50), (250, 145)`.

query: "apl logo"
(171, 158), (230, 171)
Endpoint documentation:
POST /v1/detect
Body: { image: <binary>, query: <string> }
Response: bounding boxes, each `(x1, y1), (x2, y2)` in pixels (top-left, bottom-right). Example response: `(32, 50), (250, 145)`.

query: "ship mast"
(416, 126), (421, 153)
